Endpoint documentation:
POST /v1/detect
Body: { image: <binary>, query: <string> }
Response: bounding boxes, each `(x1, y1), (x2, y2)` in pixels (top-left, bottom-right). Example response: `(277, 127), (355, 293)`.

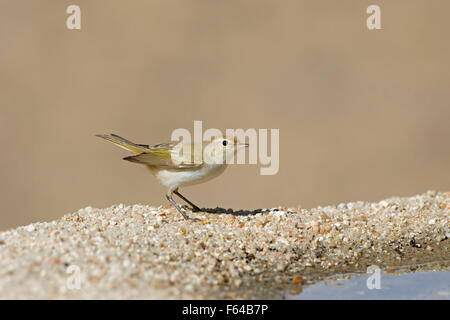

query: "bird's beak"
(239, 142), (249, 147)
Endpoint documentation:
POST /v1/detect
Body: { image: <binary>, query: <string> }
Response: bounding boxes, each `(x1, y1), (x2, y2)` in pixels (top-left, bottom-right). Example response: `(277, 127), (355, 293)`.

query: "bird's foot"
(181, 204), (203, 213)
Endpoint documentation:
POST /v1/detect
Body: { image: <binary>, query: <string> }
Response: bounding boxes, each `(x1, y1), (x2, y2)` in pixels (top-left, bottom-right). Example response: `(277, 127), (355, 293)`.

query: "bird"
(96, 133), (248, 219)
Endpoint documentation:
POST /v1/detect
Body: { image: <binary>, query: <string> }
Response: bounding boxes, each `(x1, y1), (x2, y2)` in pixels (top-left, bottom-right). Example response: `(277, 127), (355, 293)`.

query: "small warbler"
(96, 134), (248, 219)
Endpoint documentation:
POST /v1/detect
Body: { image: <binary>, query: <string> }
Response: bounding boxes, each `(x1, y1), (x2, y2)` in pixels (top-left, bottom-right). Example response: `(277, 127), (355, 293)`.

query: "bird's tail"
(96, 134), (150, 154)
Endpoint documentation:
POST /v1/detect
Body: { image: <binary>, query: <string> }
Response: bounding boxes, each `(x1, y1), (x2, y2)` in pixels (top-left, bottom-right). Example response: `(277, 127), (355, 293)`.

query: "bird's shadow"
(182, 206), (272, 216)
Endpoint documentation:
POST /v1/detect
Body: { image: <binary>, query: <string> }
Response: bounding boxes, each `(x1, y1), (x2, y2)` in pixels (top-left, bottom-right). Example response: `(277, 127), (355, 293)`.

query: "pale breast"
(151, 164), (227, 191)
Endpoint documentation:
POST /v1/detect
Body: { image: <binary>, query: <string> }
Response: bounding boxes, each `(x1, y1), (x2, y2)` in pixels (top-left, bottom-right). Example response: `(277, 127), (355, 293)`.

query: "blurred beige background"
(1, 0), (449, 231)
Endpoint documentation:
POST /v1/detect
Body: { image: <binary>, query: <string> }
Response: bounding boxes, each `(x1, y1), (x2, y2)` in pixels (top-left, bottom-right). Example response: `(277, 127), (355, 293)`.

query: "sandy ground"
(0, 191), (448, 299)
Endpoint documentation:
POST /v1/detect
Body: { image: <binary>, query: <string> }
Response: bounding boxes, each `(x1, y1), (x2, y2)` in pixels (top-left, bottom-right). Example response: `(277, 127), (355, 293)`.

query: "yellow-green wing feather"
(97, 134), (203, 168)
(123, 152), (198, 168)
(124, 142), (203, 168)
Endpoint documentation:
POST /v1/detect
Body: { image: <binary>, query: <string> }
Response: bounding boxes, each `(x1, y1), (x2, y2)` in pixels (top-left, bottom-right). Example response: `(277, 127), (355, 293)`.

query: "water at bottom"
(286, 269), (450, 300)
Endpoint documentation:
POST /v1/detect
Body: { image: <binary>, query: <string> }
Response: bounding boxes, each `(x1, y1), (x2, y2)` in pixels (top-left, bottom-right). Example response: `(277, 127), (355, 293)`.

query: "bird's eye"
(222, 140), (228, 146)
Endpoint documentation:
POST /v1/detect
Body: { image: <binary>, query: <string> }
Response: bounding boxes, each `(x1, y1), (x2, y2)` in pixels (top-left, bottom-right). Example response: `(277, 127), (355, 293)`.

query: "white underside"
(152, 164), (227, 191)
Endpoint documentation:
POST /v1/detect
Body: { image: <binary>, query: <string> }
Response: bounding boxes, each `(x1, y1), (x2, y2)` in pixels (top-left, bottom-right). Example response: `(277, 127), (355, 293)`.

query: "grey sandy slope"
(0, 191), (448, 299)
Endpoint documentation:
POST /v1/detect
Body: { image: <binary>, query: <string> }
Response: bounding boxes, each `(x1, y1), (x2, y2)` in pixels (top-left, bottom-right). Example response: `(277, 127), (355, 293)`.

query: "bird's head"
(203, 136), (248, 164)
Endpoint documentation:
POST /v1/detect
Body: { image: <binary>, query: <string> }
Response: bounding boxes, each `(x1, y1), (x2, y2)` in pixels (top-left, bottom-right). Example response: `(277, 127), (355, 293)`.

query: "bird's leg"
(173, 189), (202, 212)
(166, 190), (189, 220)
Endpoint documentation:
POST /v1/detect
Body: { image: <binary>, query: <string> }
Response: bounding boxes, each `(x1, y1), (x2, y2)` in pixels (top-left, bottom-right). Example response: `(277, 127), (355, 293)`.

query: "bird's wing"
(124, 142), (204, 168)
